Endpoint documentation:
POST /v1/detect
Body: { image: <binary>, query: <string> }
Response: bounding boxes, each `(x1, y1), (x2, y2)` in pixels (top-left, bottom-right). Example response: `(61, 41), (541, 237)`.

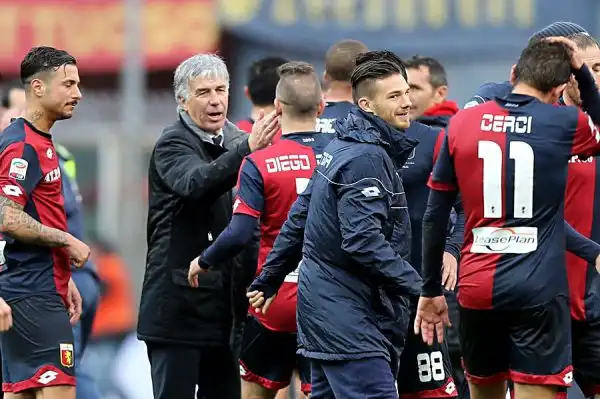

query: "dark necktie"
(212, 135), (222, 147)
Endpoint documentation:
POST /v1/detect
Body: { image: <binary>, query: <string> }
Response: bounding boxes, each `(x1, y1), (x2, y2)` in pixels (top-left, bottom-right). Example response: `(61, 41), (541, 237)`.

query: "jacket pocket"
(171, 268), (223, 290)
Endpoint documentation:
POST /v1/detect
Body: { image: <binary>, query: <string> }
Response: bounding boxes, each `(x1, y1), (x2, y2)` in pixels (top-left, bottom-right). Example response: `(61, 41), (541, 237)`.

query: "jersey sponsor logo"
(265, 154), (311, 173)
(60, 343), (74, 368)
(46, 148), (53, 159)
(315, 118), (336, 133)
(43, 166), (61, 183)
(471, 226), (538, 254)
(481, 114), (532, 134)
(8, 158), (28, 181)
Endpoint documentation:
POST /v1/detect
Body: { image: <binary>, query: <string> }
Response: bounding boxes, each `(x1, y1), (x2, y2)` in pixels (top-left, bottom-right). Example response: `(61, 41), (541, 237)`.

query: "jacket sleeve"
(336, 153), (422, 298)
(153, 132), (251, 199)
(565, 220), (600, 263)
(248, 178), (313, 298)
(444, 195), (464, 260)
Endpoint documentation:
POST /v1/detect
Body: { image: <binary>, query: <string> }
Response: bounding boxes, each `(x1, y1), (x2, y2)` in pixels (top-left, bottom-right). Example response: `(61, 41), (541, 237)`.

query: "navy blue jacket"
(251, 108), (422, 361)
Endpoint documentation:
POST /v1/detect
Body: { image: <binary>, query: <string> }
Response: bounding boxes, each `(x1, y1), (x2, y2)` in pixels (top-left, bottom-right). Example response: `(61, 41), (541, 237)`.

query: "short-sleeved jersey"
(468, 82), (600, 320)
(315, 101), (353, 133)
(429, 94), (600, 310)
(0, 118), (69, 305)
(234, 132), (332, 332)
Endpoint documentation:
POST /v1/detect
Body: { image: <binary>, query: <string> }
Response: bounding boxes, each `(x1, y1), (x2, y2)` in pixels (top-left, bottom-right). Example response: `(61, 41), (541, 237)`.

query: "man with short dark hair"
(237, 56), (289, 134)
(406, 56), (458, 128)
(315, 39), (368, 133)
(189, 60), (330, 399)
(465, 25), (600, 399)
(248, 51), (422, 398)
(416, 40), (600, 399)
(0, 46), (90, 399)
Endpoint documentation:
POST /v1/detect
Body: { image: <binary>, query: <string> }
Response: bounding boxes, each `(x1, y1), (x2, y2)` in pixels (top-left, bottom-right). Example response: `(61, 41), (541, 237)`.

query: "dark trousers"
(147, 343), (241, 399)
(310, 357), (398, 399)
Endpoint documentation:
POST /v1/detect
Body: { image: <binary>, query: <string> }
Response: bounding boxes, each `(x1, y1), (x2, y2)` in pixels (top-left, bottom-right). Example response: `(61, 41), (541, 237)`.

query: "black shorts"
(397, 310), (457, 398)
(459, 295), (572, 387)
(570, 317), (600, 396)
(1, 294), (75, 393)
(240, 315), (310, 393)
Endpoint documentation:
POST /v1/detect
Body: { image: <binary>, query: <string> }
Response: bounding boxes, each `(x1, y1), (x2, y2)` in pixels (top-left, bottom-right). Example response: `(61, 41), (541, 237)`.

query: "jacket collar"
(334, 107), (419, 167)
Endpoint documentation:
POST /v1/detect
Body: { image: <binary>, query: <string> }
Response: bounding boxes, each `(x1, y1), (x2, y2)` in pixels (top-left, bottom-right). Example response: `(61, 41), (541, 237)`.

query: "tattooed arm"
(0, 196), (69, 247)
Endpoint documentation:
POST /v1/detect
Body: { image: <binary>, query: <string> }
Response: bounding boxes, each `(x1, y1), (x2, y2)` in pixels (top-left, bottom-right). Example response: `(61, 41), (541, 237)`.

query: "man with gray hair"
(137, 53), (279, 399)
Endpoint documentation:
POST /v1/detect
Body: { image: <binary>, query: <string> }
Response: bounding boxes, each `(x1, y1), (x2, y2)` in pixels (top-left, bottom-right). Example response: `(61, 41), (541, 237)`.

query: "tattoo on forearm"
(0, 197), (68, 247)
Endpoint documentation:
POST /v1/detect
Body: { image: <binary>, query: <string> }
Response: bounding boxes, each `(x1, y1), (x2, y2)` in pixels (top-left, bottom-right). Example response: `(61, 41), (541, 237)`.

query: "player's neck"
(281, 116), (316, 135)
(324, 82), (353, 103)
(24, 106), (54, 134)
(511, 84), (554, 104)
(250, 105), (275, 121)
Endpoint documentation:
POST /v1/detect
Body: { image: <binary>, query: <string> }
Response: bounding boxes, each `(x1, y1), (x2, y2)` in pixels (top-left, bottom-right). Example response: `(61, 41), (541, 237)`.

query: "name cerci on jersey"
(481, 114), (532, 134)
(43, 166), (61, 183)
(265, 154), (311, 173)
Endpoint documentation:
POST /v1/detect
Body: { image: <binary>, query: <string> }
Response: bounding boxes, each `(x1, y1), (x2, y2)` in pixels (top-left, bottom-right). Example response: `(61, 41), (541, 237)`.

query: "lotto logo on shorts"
(60, 343), (74, 368)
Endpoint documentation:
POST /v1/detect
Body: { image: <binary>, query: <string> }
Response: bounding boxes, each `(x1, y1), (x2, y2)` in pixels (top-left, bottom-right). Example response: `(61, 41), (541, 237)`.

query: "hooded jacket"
(251, 108), (422, 361)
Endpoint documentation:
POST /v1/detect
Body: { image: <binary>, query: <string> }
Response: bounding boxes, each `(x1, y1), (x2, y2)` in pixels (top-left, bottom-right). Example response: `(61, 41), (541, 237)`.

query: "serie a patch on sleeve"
(8, 158), (28, 181)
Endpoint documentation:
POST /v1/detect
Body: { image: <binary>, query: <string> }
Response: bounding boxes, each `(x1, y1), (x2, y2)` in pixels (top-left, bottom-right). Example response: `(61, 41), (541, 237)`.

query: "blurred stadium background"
(0, 0), (598, 397)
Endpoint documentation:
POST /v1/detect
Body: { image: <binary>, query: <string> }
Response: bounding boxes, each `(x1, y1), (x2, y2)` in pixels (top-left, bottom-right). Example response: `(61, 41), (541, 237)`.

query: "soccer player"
(315, 39), (368, 133)
(188, 61), (329, 399)
(236, 56), (289, 134)
(466, 30), (600, 399)
(0, 47), (90, 399)
(415, 40), (600, 399)
(406, 56), (459, 128)
(248, 51), (422, 399)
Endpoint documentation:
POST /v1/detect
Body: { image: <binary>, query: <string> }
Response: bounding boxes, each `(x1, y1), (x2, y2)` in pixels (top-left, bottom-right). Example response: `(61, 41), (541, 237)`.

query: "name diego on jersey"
(265, 154), (311, 173)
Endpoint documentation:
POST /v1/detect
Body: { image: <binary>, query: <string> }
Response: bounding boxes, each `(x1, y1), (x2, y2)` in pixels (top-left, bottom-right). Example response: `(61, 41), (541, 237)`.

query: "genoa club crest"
(60, 343), (74, 368)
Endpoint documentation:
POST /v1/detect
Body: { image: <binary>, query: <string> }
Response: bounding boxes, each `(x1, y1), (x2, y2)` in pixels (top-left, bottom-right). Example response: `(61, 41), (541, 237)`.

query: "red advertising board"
(0, 0), (220, 74)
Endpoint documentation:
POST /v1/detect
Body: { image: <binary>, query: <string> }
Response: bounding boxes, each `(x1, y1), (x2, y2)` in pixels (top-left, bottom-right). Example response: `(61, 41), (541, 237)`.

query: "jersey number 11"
(478, 140), (534, 219)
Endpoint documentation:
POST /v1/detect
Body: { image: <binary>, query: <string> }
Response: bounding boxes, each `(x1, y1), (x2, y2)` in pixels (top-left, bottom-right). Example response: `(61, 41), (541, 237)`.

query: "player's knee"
(34, 385), (75, 399)
(242, 380), (276, 399)
(512, 382), (557, 399)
